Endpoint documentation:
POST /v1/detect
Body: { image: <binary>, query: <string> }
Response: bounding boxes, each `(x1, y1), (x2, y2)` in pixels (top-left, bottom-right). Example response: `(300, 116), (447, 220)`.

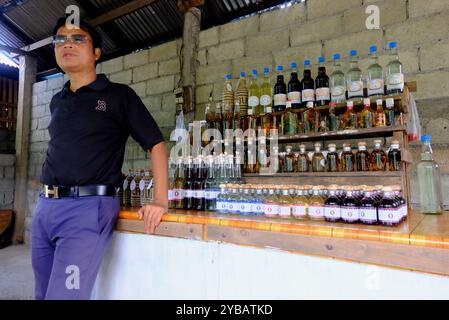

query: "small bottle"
(370, 140), (387, 171)
(123, 169), (134, 207)
(130, 170), (143, 207)
(118, 173), (126, 207)
(374, 99), (386, 127)
(301, 60), (315, 108)
(278, 152), (286, 173)
(330, 53), (346, 104)
(240, 186), (253, 216)
(214, 102), (223, 136)
(227, 185), (239, 214)
(205, 156), (219, 211)
(302, 101), (315, 133)
(315, 56), (330, 106)
(141, 170), (153, 206)
(264, 187), (279, 218)
(312, 143), (326, 172)
(356, 142), (370, 172)
(386, 42), (405, 96)
(308, 187), (325, 221)
(284, 145), (296, 173)
(194, 156), (206, 211)
(341, 187), (360, 224)
(278, 186), (293, 219)
(183, 156), (195, 210)
(367, 45), (385, 98)
(282, 100), (299, 136)
(388, 140), (402, 171)
(378, 187), (401, 226)
(216, 184), (229, 213)
(392, 185), (408, 222)
(260, 67), (273, 115)
(359, 187), (379, 225)
(236, 72), (249, 115)
(222, 74), (234, 112)
(253, 186), (265, 216)
(326, 143), (339, 172)
(260, 105), (273, 138)
(291, 187), (308, 220)
(248, 69), (261, 115)
(324, 186), (341, 222)
(173, 158), (186, 209)
(359, 98), (374, 129)
(328, 102), (340, 132)
(342, 101), (357, 129)
(288, 62), (302, 109)
(385, 98), (396, 126)
(341, 143), (355, 172)
(417, 135), (443, 214)
(346, 50), (364, 102)
(296, 144), (310, 172)
(273, 65), (287, 112)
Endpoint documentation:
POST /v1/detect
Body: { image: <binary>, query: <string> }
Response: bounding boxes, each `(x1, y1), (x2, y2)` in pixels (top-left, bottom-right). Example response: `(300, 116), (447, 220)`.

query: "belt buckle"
(44, 185), (59, 199)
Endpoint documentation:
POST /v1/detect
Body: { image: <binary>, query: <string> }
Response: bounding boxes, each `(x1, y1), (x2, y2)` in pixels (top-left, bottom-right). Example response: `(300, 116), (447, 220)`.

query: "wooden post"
(13, 55), (37, 244)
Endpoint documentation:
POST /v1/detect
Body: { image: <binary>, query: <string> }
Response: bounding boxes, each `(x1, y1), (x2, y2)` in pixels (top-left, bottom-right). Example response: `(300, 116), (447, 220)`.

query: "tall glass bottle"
(273, 65), (287, 112)
(341, 188), (360, 223)
(388, 140), (402, 171)
(346, 50), (364, 102)
(301, 60), (315, 108)
(288, 62), (302, 109)
(282, 101), (298, 136)
(359, 187), (379, 225)
(326, 143), (339, 172)
(309, 187), (325, 221)
(417, 135), (443, 214)
(312, 143), (326, 172)
(342, 100), (357, 129)
(248, 69), (261, 116)
(236, 72), (249, 115)
(328, 102), (340, 131)
(205, 156), (218, 211)
(214, 102), (223, 138)
(330, 53), (346, 104)
(356, 142), (370, 172)
(168, 158), (176, 209)
(296, 144), (310, 172)
(367, 45), (385, 98)
(284, 145), (295, 173)
(386, 42), (404, 96)
(359, 98), (374, 129)
(222, 74), (234, 113)
(183, 156), (195, 210)
(173, 158), (186, 209)
(259, 67), (273, 115)
(194, 156), (206, 211)
(385, 98), (396, 126)
(123, 169), (134, 207)
(369, 139), (387, 171)
(341, 143), (355, 172)
(375, 99), (386, 127)
(315, 56), (330, 107)
(324, 186), (341, 222)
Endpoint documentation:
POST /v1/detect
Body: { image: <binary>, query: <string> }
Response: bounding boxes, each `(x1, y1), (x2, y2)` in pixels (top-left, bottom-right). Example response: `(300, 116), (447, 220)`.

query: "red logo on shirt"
(95, 100), (107, 111)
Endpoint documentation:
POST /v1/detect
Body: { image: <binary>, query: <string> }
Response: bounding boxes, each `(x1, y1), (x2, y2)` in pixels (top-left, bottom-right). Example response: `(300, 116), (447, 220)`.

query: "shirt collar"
(61, 74), (109, 97)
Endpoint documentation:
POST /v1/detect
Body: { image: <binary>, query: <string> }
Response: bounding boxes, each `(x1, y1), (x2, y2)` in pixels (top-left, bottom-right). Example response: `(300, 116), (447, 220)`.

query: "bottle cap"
(389, 42), (398, 49)
(307, 101), (314, 108)
(277, 65), (284, 72)
(358, 142), (367, 147)
(226, 74), (232, 80)
(314, 143), (322, 148)
(391, 140), (400, 145)
(318, 56), (325, 63)
(421, 135), (432, 142)
(240, 72), (246, 77)
(347, 101), (354, 107)
(252, 69), (258, 75)
(386, 98), (395, 108)
(374, 139), (382, 145)
(363, 98), (371, 106)
(376, 99), (383, 106)
(291, 62), (297, 69)
(304, 59), (311, 66)
(350, 50), (358, 56)
(370, 45), (377, 53)
(343, 143), (351, 148)
(333, 53), (340, 60)
(329, 101), (337, 108)
(300, 144), (307, 149)
(263, 67), (270, 73)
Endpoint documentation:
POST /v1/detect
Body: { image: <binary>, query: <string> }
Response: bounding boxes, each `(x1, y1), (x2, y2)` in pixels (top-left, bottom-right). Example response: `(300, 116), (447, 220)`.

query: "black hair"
(53, 17), (102, 52)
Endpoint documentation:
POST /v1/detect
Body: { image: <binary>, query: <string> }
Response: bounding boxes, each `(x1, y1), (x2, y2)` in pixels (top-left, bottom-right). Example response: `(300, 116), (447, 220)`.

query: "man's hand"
(138, 203), (167, 234)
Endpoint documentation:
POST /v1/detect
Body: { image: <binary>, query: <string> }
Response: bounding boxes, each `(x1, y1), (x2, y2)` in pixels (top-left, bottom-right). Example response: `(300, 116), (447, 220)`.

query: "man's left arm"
(138, 141), (169, 234)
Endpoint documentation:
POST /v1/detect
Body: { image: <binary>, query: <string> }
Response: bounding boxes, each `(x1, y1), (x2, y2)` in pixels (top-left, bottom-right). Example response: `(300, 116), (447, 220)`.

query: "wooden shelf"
(243, 171), (404, 178)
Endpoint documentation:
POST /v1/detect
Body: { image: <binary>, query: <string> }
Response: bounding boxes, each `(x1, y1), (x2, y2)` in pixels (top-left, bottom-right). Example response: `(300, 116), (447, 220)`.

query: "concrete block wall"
(0, 154), (15, 210)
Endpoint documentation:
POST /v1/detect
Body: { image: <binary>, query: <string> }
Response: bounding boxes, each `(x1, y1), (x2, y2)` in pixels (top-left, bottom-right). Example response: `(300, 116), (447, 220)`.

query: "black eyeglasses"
(52, 34), (90, 46)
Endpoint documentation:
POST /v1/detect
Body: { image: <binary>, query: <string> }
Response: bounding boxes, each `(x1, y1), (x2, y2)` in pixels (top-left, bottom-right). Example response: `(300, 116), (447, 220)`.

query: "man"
(31, 17), (168, 300)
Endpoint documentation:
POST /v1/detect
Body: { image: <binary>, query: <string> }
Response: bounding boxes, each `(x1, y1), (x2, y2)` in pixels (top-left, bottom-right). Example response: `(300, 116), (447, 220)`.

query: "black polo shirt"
(40, 73), (164, 188)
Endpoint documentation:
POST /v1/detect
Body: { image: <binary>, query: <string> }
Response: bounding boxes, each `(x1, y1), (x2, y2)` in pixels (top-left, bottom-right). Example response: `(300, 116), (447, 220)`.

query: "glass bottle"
(309, 187), (325, 221)
(392, 186), (408, 222)
(359, 98), (374, 129)
(330, 53), (346, 104)
(278, 187), (293, 219)
(328, 102), (340, 132)
(284, 145), (296, 173)
(259, 67), (273, 116)
(282, 101), (299, 136)
(378, 187), (401, 226)
(359, 187), (379, 225)
(227, 185), (239, 215)
(374, 99), (386, 127)
(236, 72), (249, 115)
(341, 143), (355, 172)
(302, 101), (315, 133)
(232, 102), (241, 131)
(222, 74), (234, 113)
(246, 107), (258, 135)
(248, 69), (261, 116)
(417, 135), (443, 214)
(370, 140), (387, 171)
(356, 142), (370, 172)
(324, 187), (341, 222)
(264, 187), (279, 218)
(301, 60), (315, 108)
(173, 158), (186, 209)
(312, 143), (326, 172)
(183, 156), (195, 210)
(130, 170), (143, 207)
(367, 45), (385, 98)
(216, 184), (229, 214)
(214, 102), (223, 138)
(222, 98), (234, 133)
(315, 56), (331, 107)
(141, 170), (153, 206)
(273, 65), (287, 112)
(386, 42), (405, 96)
(346, 50), (364, 102)
(385, 98), (396, 126)
(326, 143), (339, 172)
(168, 158), (176, 209)
(340, 188), (360, 223)
(253, 186), (265, 216)
(260, 105), (273, 138)
(291, 187), (308, 220)
(194, 156), (206, 211)
(288, 62), (302, 109)
(296, 144), (310, 172)
(342, 100), (357, 129)
(205, 156), (218, 211)
(388, 140), (402, 171)
(123, 169), (134, 207)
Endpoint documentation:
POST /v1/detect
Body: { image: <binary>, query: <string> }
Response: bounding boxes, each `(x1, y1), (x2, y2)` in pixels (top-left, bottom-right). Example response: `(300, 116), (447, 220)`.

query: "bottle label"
(302, 89), (315, 102)
(254, 202), (264, 214)
(130, 180), (136, 191)
(348, 81), (364, 97)
(316, 87), (330, 101)
(241, 202), (252, 214)
(274, 93), (287, 106)
(308, 205), (324, 219)
(264, 204), (279, 216)
(139, 179), (145, 191)
(227, 201), (237, 212)
(278, 205), (291, 217)
(185, 189), (195, 198)
(359, 207), (377, 222)
(288, 91), (301, 104)
(387, 73), (404, 91)
(194, 190), (205, 199)
(249, 96), (259, 107)
(123, 179), (129, 191)
(324, 205), (341, 219)
(168, 190), (174, 201)
(173, 189), (185, 200)
(205, 189), (220, 200)
(378, 208), (401, 224)
(260, 95), (271, 106)
(368, 79), (385, 95)
(341, 206), (360, 222)
(291, 205), (307, 218)
(331, 86), (345, 99)
(216, 200), (228, 212)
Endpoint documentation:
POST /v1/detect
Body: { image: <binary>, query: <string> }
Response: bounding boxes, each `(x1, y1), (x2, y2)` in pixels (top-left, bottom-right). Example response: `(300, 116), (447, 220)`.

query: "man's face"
(54, 25), (101, 73)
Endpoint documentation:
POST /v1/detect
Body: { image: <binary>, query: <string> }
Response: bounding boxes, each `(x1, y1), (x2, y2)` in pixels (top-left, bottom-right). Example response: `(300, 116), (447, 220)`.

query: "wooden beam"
(12, 55), (37, 244)
(0, 44), (28, 56)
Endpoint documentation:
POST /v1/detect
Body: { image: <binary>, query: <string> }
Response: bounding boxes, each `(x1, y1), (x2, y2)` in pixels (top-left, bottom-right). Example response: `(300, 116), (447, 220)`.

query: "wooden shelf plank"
(243, 171), (404, 178)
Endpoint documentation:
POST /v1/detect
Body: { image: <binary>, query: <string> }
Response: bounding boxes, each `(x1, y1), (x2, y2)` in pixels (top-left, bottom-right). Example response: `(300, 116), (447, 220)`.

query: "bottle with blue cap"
(330, 53), (346, 103)
(236, 72), (249, 115)
(260, 67), (273, 114)
(315, 56), (330, 106)
(248, 69), (261, 115)
(386, 41), (404, 95)
(222, 74), (234, 113)
(288, 62), (301, 109)
(346, 50), (364, 102)
(417, 135), (443, 214)
(367, 45), (385, 97)
(301, 59), (315, 108)
(273, 65), (287, 112)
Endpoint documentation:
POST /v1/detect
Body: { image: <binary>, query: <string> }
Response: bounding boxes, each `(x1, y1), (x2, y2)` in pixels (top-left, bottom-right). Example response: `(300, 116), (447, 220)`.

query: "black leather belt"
(41, 184), (117, 199)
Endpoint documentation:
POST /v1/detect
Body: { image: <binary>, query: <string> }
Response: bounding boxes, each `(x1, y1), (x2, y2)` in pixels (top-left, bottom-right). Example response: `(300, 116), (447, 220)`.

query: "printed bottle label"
(324, 205), (341, 219)
(316, 87), (330, 101)
(168, 190), (174, 201)
(130, 180), (136, 191)
(241, 203), (252, 214)
(260, 95), (272, 106)
(194, 190), (205, 199)
(274, 93), (287, 106)
(264, 204), (279, 216)
(331, 86), (345, 99)
(348, 81), (364, 98)
(368, 79), (385, 96)
(139, 180), (145, 191)
(378, 208), (401, 224)
(341, 206), (360, 222)
(288, 91), (301, 104)
(249, 96), (259, 107)
(308, 205), (324, 219)
(359, 207), (377, 222)
(185, 190), (194, 198)
(216, 200), (228, 211)
(278, 205), (291, 217)
(254, 202), (264, 214)
(387, 73), (404, 91)
(302, 89), (315, 102)
(291, 205), (307, 218)
(173, 189), (185, 200)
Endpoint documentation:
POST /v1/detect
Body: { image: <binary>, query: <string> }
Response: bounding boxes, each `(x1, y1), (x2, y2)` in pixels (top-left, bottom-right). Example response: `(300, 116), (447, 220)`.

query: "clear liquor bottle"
(291, 187), (308, 220)
(346, 50), (364, 102)
(248, 69), (261, 115)
(367, 45), (385, 98)
(386, 42), (405, 96)
(330, 53), (346, 104)
(173, 158), (186, 209)
(259, 68), (273, 116)
(278, 186), (293, 219)
(309, 187), (325, 221)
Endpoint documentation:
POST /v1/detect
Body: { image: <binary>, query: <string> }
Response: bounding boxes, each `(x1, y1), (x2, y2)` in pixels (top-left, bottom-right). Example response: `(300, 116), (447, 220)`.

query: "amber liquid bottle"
(388, 140), (402, 171)
(341, 144), (355, 172)
(284, 145), (296, 173)
(183, 157), (196, 210)
(342, 101), (357, 129)
(369, 139), (387, 171)
(296, 144), (310, 172)
(312, 143), (326, 172)
(326, 144), (339, 172)
(375, 99), (387, 127)
(328, 102), (340, 132)
(356, 142), (370, 171)
(359, 98), (374, 129)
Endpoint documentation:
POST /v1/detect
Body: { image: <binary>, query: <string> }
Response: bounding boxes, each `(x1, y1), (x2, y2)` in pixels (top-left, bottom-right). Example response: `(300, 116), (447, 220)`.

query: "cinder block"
(290, 14), (343, 46)
(274, 42), (323, 69)
(196, 62), (232, 86)
(259, 2), (306, 31)
(420, 40), (449, 72)
(124, 50), (149, 69)
(101, 56), (124, 74)
(149, 41), (178, 62)
(409, 0), (449, 18)
(220, 15), (259, 43)
(246, 32), (289, 57)
(307, 0), (362, 20)
(196, 84), (214, 104)
(47, 76), (64, 90)
(36, 91), (54, 106)
(415, 70), (449, 100)
(162, 93), (176, 113)
(146, 76), (175, 95)
(231, 56), (274, 79)
(142, 95), (162, 113)
(158, 58), (181, 76)
(197, 49), (207, 66)
(208, 39), (245, 63)
(199, 27), (219, 48)
(110, 69), (133, 85)
(132, 63), (158, 83)
(4, 166), (14, 180)
(0, 155), (15, 166)
(38, 116), (51, 130)
(129, 82), (147, 98)
(32, 81), (47, 94)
